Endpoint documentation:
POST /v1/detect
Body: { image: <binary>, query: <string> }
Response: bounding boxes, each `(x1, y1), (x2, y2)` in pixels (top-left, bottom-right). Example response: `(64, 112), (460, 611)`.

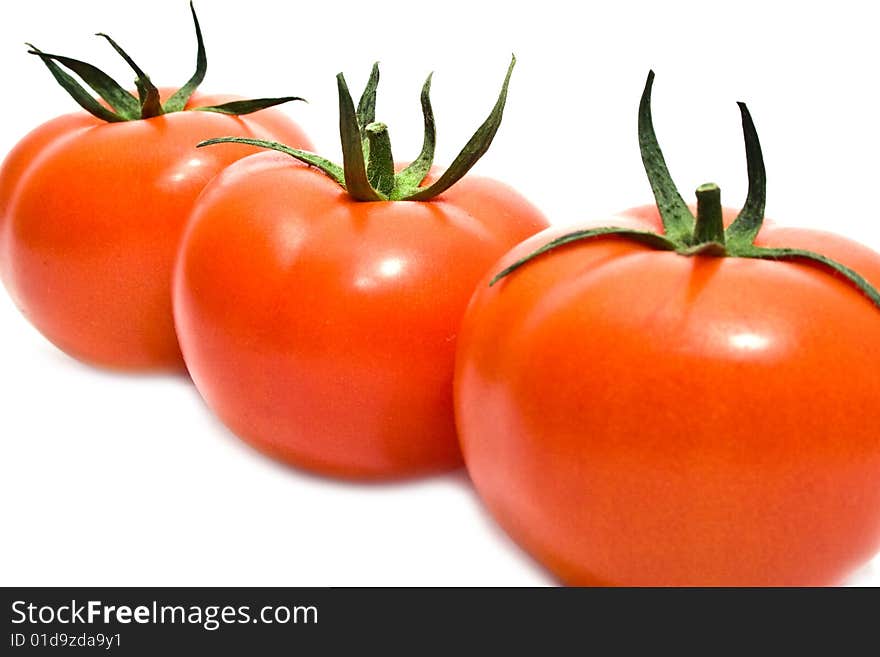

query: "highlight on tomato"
(455, 71), (880, 586)
(0, 2), (312, 370)
(173, 57), (549, 479)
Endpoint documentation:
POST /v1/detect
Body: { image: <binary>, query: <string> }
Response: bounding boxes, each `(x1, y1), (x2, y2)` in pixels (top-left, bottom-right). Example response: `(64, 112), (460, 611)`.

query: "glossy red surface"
(174, 153), (549, 478)
(455, 210), (880, 585)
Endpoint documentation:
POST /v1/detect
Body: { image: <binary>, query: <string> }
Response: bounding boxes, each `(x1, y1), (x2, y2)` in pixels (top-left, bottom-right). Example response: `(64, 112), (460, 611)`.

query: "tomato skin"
(173, 152), (548, 478)
(0, 112), (98, 281)
(1, 93), (311, 370)
(455, 213), (880, 586)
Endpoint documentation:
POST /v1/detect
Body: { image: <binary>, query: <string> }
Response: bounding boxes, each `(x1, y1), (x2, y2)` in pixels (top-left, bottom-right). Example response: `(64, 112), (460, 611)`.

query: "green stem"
(29, 2), (303, 122)
(365, 122), (395, 198)
(693, 183), (725, 247)
(94, 32), (163, 118)
(208, 58), (514, 203)
(485, 70), (880, 313)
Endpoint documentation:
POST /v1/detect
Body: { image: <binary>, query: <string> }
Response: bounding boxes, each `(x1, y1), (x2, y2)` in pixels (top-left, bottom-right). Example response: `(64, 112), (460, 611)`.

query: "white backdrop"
(1, 0), (878, 586)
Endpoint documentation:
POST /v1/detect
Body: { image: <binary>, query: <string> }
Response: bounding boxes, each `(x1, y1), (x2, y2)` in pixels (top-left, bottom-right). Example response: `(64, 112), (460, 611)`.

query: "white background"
(1, 0), (879, 586)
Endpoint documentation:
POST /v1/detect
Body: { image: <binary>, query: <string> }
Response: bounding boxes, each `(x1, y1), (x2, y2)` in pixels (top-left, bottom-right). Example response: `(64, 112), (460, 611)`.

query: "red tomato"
(456, 217), (880, 586)
(0, 90), (311, 370)
(174, 153), (547, 477)
(455, 73), (880, 585)
(173, 58), (548, 478)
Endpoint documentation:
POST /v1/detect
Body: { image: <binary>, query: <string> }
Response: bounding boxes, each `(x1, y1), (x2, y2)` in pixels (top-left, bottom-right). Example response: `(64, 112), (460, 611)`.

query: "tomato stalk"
(27, 2), (303, 122)
(691, 183), (726, 254)
(365, 123), (396, 198)
(489, 71), (880, 311)
(199, 56), (517, 202)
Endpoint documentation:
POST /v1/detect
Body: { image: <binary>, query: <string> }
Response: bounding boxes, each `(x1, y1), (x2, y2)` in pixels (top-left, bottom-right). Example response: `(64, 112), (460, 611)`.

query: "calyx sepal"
(28, 2), (303, 122)
(489, 71), (880, 311)
(199, 55), (517, 202)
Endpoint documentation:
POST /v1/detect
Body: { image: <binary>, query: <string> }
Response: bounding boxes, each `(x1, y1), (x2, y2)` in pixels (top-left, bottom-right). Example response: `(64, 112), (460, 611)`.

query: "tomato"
(455, 73), (880, 585)
(0, 4), (311, 370)
(173, 59), (549, 478)
(2, 94), (310, 370)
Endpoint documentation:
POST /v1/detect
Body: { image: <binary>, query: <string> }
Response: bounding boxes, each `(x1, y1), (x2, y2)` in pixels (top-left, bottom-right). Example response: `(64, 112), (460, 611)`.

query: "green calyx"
(491, 71), (880, 311)
(27, 2), (303, 123)
(199, 55), (517, 202)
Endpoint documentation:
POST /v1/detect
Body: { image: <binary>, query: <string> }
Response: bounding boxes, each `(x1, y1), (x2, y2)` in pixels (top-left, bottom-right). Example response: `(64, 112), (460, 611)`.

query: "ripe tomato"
(174, 60), (549, 478)
(0, 4), (311, 370)
(455, 73), (880, 585)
